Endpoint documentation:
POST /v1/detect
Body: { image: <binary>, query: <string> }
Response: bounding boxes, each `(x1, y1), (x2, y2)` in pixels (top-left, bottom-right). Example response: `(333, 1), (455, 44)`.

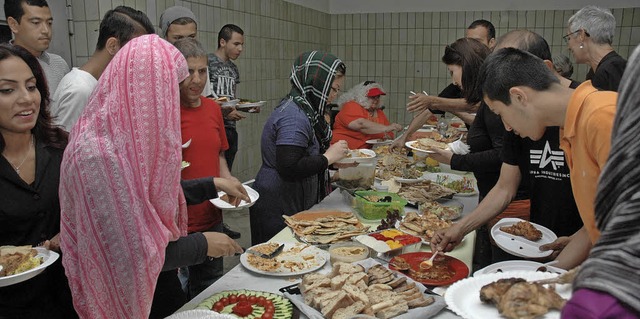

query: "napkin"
(283, 258), (447, 319)
(448, 140), (470, 155)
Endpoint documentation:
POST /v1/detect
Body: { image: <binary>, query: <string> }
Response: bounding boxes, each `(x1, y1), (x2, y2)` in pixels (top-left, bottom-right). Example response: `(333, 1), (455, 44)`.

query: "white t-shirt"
(50, 68), (98, 132)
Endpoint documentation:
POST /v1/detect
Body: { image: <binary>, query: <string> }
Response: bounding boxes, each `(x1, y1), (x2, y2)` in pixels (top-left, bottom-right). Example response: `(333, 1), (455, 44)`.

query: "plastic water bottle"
(437, 115), (449, 136)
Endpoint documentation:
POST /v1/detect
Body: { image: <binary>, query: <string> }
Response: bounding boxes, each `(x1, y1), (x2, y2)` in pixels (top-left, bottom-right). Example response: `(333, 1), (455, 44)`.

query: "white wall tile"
(66, 1), (640, 180)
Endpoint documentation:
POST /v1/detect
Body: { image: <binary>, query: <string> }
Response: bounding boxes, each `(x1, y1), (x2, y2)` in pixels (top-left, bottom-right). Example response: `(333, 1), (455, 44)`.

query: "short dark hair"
(4, 0), (48, 23)
(479, 47), (560, 105)
(0, 43), (67, 151)
(442, 38), (491, 104)
(468, 19), (496, 40)
(217, 24), (244, 48)
(96, 6), (155, 50)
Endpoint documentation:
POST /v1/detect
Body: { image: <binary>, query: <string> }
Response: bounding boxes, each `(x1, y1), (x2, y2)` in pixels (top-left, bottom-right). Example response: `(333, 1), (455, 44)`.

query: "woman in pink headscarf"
(58, 34), (244, 318)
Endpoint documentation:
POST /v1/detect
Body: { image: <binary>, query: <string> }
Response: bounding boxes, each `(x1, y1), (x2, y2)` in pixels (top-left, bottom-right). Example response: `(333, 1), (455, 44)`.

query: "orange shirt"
(560, 81), (617, 243)
(331, 101), (392, 149)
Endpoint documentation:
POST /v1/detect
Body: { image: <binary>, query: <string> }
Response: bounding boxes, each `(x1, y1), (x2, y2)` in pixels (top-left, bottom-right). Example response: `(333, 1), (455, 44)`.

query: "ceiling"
(284, 0), (639, 14)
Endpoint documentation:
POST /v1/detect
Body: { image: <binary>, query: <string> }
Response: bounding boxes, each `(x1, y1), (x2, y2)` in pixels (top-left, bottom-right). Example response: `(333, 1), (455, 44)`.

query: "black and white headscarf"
(288, 51), (345, 151)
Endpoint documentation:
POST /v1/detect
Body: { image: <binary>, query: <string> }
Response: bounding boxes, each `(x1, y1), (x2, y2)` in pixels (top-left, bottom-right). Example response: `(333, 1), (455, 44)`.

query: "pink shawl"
(59, 34), (189, 318)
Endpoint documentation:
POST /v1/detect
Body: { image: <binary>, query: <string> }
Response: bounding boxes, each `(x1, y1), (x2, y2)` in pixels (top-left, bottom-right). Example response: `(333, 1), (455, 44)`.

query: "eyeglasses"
(563, 29), (590, 44)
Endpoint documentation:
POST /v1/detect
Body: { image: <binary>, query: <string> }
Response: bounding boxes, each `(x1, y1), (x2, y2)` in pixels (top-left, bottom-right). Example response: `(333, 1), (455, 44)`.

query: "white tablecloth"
(177, 168), (479, 319)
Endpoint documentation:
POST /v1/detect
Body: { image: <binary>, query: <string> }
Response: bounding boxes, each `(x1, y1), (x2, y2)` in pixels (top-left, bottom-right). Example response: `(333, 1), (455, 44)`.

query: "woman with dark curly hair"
(0, 43), (76, 318)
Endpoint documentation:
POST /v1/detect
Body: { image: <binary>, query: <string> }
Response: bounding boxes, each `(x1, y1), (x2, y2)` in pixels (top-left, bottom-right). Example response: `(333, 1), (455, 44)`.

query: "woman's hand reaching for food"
(389, 135), (407, 152)
(213, 177), (250, 206)
(324, 140), (349, 165)
(407, 93), (436, 112)
(203, 232), (243, 257)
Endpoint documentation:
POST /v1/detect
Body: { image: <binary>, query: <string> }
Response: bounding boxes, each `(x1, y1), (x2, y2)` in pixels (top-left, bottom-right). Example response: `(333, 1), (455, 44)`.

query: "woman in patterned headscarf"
(250, 51), (349, 245)
(59, 34), (189, 319)
(58, 34), (246, 318)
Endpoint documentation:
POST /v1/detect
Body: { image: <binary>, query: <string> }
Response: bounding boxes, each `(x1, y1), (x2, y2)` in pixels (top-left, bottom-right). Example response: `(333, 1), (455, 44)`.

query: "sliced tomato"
(228, 295), (238, 304)
(264, 304), (275, 314)
(261, 312), (273, 319)
(219, 297), (230, 306)
(232, 301), (253, 317)
(248, 295), (258, 304)
(256, 296), (267, 307)
(238, 294), (248, 302)
(212, 301), (224, 312)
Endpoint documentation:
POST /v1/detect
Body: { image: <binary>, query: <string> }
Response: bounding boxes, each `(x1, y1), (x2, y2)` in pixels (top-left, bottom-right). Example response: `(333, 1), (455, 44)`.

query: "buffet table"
(178, 170), (479, 319)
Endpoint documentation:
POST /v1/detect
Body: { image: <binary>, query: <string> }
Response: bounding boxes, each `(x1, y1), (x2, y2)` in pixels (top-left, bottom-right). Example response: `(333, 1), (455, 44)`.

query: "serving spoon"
(419, 250), (439, 270)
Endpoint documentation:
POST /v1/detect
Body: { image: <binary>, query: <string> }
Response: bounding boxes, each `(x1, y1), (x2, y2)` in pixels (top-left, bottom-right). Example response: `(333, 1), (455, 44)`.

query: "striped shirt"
(38, 51), (70, 94)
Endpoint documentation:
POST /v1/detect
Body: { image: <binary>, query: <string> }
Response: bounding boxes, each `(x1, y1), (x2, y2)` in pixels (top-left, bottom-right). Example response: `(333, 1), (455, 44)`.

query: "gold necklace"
(6, 135), (34, 174)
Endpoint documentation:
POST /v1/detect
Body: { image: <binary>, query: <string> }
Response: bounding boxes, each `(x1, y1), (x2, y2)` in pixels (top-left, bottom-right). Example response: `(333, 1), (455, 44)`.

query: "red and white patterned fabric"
(59, 34), (189, 318)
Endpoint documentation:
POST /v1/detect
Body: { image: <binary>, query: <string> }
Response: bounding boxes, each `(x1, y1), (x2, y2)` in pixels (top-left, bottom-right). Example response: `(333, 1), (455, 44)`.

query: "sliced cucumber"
(195, 289), (293, 319)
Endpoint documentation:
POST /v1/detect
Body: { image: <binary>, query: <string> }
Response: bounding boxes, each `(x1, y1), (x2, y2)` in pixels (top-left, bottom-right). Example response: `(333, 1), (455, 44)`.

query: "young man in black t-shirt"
(431, 30), (583, 265)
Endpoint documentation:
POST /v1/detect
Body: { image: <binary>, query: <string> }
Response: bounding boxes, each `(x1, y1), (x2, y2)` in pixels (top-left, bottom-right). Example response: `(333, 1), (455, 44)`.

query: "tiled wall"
(330, 8), (640, 127)
(70, 0), (330, 181)
(67, 2), (638, 181)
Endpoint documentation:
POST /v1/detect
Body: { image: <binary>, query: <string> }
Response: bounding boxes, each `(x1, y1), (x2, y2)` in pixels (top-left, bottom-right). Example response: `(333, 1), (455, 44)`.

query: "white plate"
(335, 148), (376, 164)
(240, 242), (328, 276)
(0, 247), (59, 287)
(394, 176), (424, 184)
(236, 101), (266, 110)
(218, 99), (240, 108)
(490, 218), (558, 258)
(422, 173), (478, 197)
(473, 260), (567, 277)
(166, 310), (235, 319)
(446, 271), (572, 319)
(366, 139), (393, 145)
(394, 219), (461, 245)
(405, 140), (436, 154)
(210, 184), (259, 211)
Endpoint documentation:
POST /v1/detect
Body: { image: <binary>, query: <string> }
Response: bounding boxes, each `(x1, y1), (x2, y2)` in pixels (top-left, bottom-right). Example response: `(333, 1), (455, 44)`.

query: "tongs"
(246, 243), (285, 259)
(532, 266), (580, 285)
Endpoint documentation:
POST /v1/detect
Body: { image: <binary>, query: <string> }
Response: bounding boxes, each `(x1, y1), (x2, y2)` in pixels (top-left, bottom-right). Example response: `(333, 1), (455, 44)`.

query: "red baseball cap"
(367, 87), (386, 97)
